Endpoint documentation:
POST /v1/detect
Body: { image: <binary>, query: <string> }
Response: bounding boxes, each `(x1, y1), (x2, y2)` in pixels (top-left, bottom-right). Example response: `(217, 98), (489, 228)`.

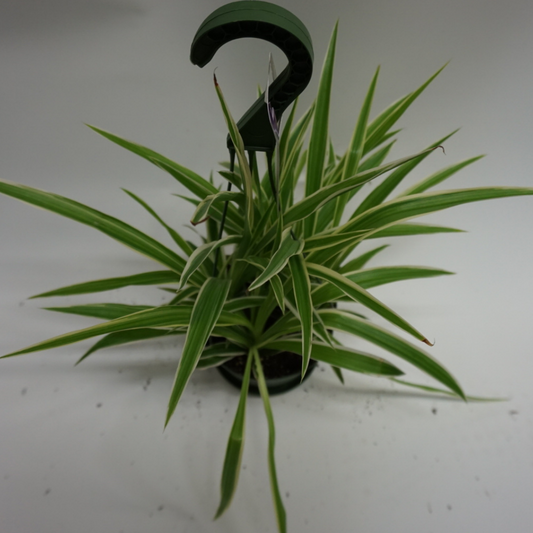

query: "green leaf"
(87, 125), (217, 199)
(341, 187), (533, 234)
(368, 223), (464, 239)
(214, 351), (253, 519)
(354, 130), (458, 216)
(340, 245), (389, 273)
(364, 64), (447, 153)
(165, 278), (231, 426)
(270, 275), (285, 314)
(248, 229), (304, 291)
(284, 147), (442, 226)
(263, 338), (403, 376)
(331, 365), (345, 384)
(303, 229), (368, 253)
(306, 263), (429, 343)
(390, 378), (503, 401)
(319, 309), (465, 399)
(191, 191), (244, 226)
(122, 188), (194, 257)
(31, 271), (180, 299)
(398, 156), (485, 197)
(218, 170), (242, 191)
(2, 304), (247, 359)
(304, 22), (338, 237)
(44, 303), (150, 320)
(168, 286), (198, 305)
(312, 265), (453, 306)
(213, 75), (254, 229)
(278, 97), (298, 169)
(333, 66), (380, 225)
(253, 349), (287, 533)
(0, 179), (186, 275)
(279, 104), (315, 210)
(201, 342), (247, 359)
(179, 235), (241, 289)
(224, 296), (266, 313)
(76, 328), (181, 365)
(289, 254), (313, 378)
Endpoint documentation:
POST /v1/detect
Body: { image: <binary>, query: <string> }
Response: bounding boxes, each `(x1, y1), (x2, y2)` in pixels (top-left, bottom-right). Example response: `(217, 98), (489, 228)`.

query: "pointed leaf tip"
(423, 338), (435, 347)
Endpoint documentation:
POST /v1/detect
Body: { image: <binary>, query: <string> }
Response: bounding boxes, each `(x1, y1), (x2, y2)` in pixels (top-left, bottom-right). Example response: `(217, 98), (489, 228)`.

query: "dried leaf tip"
(423, 338), (435, 347)
(213, 69), (219, 87)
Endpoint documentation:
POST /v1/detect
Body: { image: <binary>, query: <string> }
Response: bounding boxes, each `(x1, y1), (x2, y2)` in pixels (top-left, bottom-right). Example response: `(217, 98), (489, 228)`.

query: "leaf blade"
(289, 254), (313, 377)
(0, 179), (186, 274)
(320, 309), (465, 399)
(214, 351), (253, 519)
(165, 278), (231, 426)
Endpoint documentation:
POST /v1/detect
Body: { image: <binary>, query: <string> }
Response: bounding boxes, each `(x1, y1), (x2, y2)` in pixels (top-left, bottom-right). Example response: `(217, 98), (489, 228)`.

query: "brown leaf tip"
(423, 338), (435, 347)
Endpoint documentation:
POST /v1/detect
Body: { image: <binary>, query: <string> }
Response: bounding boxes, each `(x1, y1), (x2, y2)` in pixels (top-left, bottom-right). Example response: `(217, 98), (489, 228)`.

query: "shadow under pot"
(217, 349), (318, 395)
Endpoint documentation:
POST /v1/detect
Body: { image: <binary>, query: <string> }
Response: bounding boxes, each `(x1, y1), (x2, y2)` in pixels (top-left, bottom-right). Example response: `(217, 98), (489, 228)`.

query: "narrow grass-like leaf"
(248, 229), (304, 291)
(213, 75), (254, 228)
(278, 98), (298, 168)
(122, 189), (194, 257)
(320, 309), (465, 399)
(253, 349), (287, 533)
(304, 23), (338, 237)
(314, 141), (395, 231)
(201, 342), (247, 359)
(44, 303), (150, 320)
(165, 278), (231, 427)
(270, 275), (285, 314)
(31, 271), (180, 299)
(0, 179), (186, 274)
(368, 223), (464, 239)
(304, 230), (368, 253)
(191, 191), (244, 226)
(346, 265), (452, 288)
(179, 235), (241, 289)
(358, 139), (397, 173)
(355, 132), (457, 219)
(398, 156), (485, 197)
(263, 338), (403, 376)
(363, 96), (408, 155)
(333, 66), (380, 225)
(340, 245), (389, 273)
(76, 328), (181, 365)
(224, 296), (265, 313)
(168, 286), (198, 305)
(285, 147), (441, 226)
(312, 265), (453, 306)
(214, 351), (253, 519)
(341, 187), (533, 234)
(87, 125), (217, 199)
(289, 254), (313, 377)
(307, 263), (429, 343)
(331, 365), (345, 384)
(196, 355), (233, 369)
(279, 105), (315, 210)
(2, 305), (248, 359)
(364, 64), (447, 153)
(390, 378), (503, 401)
(218, 170), (242, 191)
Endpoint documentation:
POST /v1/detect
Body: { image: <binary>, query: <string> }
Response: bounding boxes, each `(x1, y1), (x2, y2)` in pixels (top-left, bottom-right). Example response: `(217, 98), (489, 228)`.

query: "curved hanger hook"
(190, 1), (314, 153)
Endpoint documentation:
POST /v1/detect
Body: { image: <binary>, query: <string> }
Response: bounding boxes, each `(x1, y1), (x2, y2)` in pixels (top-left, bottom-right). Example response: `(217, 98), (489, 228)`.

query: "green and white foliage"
(1, 26), (532, 533)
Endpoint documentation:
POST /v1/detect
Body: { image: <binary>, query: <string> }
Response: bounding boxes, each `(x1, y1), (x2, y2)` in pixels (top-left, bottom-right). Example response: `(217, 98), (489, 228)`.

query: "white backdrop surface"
(1, 1), (532, 532)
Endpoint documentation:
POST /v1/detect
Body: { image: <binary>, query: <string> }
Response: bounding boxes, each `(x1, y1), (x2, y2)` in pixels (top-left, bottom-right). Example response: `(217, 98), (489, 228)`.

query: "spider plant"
(1, 24), (531, 533)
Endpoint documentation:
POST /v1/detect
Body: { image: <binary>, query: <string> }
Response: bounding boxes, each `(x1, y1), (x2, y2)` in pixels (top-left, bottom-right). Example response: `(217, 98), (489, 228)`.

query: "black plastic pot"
(217, 350), (317, 395)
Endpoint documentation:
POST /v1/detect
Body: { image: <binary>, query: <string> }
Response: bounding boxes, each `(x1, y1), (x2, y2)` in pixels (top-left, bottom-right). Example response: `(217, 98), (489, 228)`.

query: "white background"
(1, 1), (532, 532)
